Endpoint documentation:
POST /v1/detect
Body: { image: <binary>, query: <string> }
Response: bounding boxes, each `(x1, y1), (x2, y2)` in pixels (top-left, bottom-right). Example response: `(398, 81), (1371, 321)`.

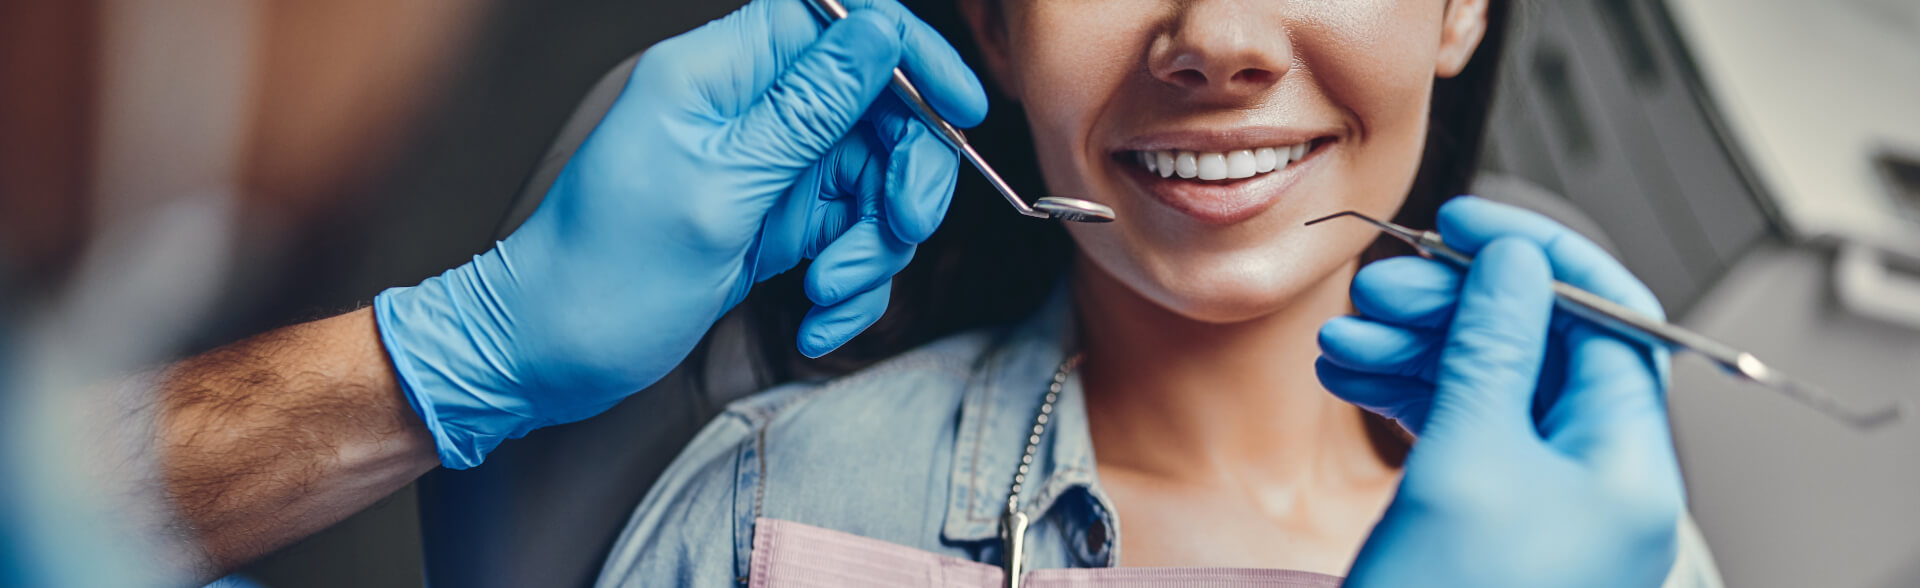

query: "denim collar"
(941, 286), (1108, 544)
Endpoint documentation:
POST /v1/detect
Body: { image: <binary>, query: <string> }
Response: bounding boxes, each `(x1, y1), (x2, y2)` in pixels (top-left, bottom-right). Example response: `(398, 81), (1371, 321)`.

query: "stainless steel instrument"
(1308, 210), (1902, 430)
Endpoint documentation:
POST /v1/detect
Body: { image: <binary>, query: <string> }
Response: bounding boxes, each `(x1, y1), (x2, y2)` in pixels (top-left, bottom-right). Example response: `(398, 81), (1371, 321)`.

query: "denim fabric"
(593, 290), (1723, 587)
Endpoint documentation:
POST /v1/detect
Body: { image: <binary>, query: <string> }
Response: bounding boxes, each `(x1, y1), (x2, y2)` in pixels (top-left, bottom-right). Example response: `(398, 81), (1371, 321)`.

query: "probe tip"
(1846, 399), (1906, 430)
(1304, 211), (1366, 227)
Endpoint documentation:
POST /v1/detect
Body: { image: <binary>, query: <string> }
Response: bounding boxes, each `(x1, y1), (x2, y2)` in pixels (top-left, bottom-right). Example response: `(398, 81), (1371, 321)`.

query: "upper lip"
(1111, 126), (1337, 154)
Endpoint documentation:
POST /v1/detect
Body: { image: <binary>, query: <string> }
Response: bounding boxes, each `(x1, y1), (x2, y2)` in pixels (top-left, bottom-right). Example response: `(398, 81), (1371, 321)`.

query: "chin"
(1155, 274), (1326, 325)
(1086, 243), (1356, 326)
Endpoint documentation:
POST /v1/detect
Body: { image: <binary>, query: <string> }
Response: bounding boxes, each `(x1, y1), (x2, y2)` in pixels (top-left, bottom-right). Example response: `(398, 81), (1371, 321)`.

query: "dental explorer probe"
(1307, 211), (1903, 430)
(803, 0), (1115, 223)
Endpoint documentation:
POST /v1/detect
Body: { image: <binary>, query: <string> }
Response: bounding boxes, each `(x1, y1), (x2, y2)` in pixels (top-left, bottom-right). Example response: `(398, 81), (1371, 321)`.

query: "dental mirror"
(1034, 197), (1117, 223)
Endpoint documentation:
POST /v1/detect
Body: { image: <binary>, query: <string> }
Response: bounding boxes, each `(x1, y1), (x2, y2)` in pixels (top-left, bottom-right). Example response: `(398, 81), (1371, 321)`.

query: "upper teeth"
(1136, 143), (1312, 181)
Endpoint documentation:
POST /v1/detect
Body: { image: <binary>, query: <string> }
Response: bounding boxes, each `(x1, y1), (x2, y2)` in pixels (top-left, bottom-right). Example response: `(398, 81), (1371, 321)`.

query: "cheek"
(1297, 1), (1445, 150)
(1287, 0), (1445, 238)
(1004, 2), (1152, 195)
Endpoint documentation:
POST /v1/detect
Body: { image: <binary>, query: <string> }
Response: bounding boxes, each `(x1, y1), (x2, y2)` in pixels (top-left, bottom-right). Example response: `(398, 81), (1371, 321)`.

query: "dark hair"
(745, 0), (1514, 461)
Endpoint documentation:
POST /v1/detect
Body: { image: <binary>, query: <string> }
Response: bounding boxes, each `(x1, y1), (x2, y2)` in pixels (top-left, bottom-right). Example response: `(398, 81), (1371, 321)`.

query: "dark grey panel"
(1609, 0), (1772, 262)
(1556, 0), (1728, 273)
(1481, 0), (1776, 313)
(1490, 6), (1703, 306)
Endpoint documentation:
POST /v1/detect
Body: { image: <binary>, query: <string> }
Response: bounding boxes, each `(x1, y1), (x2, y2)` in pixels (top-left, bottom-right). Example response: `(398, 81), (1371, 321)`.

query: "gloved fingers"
(797, 280), (894, 358)
(1427, 238), (1556, 442)
(1317, 316), (1444, 382)
(836, 0), (989, 127)
(1541, 322), (1677, 475)
(869, 101), (961, 244)
(842, 0), (977, 247)
(725, 10), (906, 169)
(807, 121), (887, 257)
(753, 127), (876, 283)
(1438, 197), (1665, 320)
(1350, 256), (1464, 329)
(802, 111), (919, 306)
(808, 184), (865, 259)
(805, 217), (915, 307)
(1539, 322), (1687, 537)
(1316, 358), (1434, 434)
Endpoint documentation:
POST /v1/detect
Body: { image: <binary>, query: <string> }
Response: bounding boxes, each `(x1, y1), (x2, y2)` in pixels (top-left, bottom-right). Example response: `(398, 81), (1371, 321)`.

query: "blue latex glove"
(1318, 197), (1684, 588)
(373, 0), (987, 468)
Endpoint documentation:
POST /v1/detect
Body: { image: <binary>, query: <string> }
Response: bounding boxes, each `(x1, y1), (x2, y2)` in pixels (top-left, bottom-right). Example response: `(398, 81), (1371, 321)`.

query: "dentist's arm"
(136, 0), (986, 577)
(152, 309), (434, 576)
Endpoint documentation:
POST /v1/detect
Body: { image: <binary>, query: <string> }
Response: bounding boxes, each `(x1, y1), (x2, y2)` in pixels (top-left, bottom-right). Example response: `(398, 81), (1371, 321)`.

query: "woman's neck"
(1075, 260), (1392, 488)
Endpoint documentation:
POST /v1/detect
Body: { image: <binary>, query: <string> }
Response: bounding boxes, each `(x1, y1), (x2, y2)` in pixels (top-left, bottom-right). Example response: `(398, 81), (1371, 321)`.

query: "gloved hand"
(373, 0), (987, 468)
(1317, 197), (1684, 588)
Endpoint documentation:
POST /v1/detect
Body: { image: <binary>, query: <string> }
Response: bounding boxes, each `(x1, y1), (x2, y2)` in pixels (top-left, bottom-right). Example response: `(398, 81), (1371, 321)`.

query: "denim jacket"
(593, 292), (1724, 587)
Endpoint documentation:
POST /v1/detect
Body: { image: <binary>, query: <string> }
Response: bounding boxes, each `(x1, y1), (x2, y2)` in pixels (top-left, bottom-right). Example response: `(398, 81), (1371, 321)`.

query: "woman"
(597, 0), (1720, 584)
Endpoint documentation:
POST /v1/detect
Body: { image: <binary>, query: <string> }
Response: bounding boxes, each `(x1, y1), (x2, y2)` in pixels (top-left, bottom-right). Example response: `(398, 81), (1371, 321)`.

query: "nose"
(1148, 0), (1292, 102)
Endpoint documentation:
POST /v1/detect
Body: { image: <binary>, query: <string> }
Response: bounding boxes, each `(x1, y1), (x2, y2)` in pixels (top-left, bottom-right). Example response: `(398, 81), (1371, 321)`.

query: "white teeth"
(1135, 141), (1315, 181)
(1225, 150), (1257, 179)
(1196, 152), (1228, 180)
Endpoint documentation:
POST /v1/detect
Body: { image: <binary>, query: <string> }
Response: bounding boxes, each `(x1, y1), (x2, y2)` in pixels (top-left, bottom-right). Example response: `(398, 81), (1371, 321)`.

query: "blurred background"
(0, 0), (1915, 587)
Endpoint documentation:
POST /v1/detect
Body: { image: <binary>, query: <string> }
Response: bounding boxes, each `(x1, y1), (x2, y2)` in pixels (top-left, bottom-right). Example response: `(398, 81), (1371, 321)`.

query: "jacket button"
(1086, 518), (1108, 555)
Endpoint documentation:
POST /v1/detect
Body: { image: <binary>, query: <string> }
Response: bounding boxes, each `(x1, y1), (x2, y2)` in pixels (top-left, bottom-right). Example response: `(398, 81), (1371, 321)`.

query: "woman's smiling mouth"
(1131, 139), (1316, 181)
(1111, 136), (1334, 225)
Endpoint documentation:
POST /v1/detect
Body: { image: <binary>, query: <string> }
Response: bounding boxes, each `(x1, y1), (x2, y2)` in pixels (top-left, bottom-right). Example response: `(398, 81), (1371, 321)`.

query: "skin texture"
(960, 0), (1487, 574)
(153, 309), (438, 577)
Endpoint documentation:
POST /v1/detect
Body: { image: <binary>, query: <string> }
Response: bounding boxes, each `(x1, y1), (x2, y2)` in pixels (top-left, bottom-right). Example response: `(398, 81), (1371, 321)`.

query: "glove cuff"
(373, 258), (536, 469)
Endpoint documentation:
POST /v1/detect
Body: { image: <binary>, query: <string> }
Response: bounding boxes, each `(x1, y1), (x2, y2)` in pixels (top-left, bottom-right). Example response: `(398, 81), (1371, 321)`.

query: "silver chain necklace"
(1000, 353), (1081, 588)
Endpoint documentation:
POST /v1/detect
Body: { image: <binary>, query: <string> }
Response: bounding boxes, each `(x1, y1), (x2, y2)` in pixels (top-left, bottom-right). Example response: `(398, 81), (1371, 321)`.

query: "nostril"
(1167, 69), (1208, 88)
(1230, 68), (1276, 87)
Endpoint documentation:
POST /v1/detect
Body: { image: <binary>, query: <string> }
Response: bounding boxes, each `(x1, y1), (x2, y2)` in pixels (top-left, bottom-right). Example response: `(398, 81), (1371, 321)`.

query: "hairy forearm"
(153, 307), (438, 576)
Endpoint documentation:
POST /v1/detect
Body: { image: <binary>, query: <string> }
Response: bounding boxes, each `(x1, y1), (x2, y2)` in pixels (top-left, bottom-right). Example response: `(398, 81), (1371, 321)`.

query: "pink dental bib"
(749, 518), (1345, 588)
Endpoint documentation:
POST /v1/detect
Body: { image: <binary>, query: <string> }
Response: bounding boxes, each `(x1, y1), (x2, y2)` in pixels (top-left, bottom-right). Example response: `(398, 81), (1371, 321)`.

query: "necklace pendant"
(1000, 509), (1030, 588)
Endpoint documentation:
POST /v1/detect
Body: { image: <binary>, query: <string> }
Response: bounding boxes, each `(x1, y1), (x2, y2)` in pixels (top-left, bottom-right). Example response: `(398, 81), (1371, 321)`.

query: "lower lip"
(1115, 142), (1329, 225)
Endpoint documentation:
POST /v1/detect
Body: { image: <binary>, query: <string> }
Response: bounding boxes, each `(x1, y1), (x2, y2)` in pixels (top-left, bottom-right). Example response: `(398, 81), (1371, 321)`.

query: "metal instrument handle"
(805, 0), (1046, 218)
(1414, 232), (1746, 366)
(1414, 231), (1901, 428)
